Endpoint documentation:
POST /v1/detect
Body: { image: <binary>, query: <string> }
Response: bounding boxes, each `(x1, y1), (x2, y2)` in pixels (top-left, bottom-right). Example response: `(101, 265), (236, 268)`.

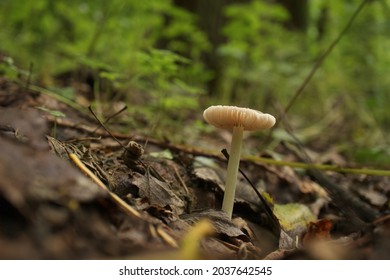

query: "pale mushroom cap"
(203, 105), (276, 131)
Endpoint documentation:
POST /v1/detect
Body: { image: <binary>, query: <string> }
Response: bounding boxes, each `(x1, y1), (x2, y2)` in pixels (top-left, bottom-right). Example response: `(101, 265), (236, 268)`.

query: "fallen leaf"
(302, 219), (333, 246)
(130, 172), (186, 215)
(193, 167), (224, 191)
(274, 203), (316, 231)
(181, 209), (249, 241)
(273, 203), (316, 239)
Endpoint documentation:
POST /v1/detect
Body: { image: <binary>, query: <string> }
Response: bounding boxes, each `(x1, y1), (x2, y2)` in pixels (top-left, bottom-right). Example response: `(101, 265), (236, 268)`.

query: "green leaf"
(273, 203), (316, 233)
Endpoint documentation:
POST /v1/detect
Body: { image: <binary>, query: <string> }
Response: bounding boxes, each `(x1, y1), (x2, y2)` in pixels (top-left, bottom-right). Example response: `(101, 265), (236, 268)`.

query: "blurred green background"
(1, 0), (389, 165)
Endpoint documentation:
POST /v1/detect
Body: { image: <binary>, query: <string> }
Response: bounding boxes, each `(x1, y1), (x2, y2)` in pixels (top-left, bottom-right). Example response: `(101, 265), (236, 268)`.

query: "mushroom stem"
(222, 125), (244, 218)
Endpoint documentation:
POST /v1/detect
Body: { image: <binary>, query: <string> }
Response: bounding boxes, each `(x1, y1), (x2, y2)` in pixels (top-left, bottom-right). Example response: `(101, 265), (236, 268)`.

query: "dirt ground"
(0, 77), (389, 259)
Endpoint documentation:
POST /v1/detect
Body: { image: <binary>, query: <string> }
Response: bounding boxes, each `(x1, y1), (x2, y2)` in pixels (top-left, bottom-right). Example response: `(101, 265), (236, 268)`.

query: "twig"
(279, 129), (379, 224)
(92, 105), (127, 134)
(88, 105), (127, 148)
(266, 0), (370, 143)
(69, 153), (142, 219)
(244, 155), (390, 177)
(103, 105), (128, 125)
(69, 152), (180, 248)
(47, 117), (390, 176)
(172, 164), (190, 195)
(283, 0), (368, 119)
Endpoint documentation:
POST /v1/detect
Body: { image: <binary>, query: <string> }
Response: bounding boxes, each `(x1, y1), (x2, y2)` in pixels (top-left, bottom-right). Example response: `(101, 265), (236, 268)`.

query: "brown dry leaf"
(180, 209), (261, 258)
(130, 172), (186, 215)
(147, 157), (189, 189)
(302, 219), (333, 246)
(181, 209), (248, 240)
(191, 167), (223, 210)
(193, 167), (224, 191)
(199, 237), (239, 259)
(181, 209), (263, 259)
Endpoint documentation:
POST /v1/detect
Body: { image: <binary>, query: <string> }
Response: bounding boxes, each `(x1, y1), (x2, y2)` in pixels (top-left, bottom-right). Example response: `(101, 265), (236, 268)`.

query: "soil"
(0, 77), (389, 260)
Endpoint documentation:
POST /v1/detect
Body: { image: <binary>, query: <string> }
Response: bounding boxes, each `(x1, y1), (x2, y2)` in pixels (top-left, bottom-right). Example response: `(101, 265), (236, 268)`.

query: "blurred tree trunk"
(316, 5), (329, 41)
(174, 0), (309, 96)
(277, 0), (309, 32)
(173, 0), (248, 96)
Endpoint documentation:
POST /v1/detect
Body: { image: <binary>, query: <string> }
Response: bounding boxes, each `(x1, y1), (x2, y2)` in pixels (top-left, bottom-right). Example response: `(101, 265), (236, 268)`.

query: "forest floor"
(0, 76), (389, 260)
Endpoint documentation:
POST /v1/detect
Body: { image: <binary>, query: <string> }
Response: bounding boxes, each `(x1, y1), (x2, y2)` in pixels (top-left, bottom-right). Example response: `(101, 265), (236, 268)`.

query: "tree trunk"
(173, 0), (246, 96)
(278, 0), (309, 32)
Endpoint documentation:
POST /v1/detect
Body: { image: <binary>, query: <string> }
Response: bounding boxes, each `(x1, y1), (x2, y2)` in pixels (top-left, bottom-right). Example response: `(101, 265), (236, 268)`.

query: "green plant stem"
(222, 126), (244, 219)
(125, 135), (390, 177)
(244, 155), (390, 177)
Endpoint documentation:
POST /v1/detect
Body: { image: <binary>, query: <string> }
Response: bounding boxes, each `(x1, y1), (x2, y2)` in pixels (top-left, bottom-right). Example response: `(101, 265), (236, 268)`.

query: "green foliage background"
(1, 0), (389, 164)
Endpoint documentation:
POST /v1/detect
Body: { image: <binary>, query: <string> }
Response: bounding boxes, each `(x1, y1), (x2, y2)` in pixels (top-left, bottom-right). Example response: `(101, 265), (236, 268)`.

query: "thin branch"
(267, 0), (370, 140)
(88, 105), (126, 149)
(92, 105), (127, 134)
(69, 153), (142, 219)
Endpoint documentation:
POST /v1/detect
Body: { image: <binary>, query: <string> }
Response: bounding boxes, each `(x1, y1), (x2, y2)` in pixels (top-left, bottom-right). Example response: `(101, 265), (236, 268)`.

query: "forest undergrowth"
(0, 0), (389, 260)
(0, 76), (389, 259)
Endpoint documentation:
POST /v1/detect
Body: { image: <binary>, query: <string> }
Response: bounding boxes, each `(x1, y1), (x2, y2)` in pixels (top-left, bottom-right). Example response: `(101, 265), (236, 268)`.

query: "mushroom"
(203, 105), (276, 219)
